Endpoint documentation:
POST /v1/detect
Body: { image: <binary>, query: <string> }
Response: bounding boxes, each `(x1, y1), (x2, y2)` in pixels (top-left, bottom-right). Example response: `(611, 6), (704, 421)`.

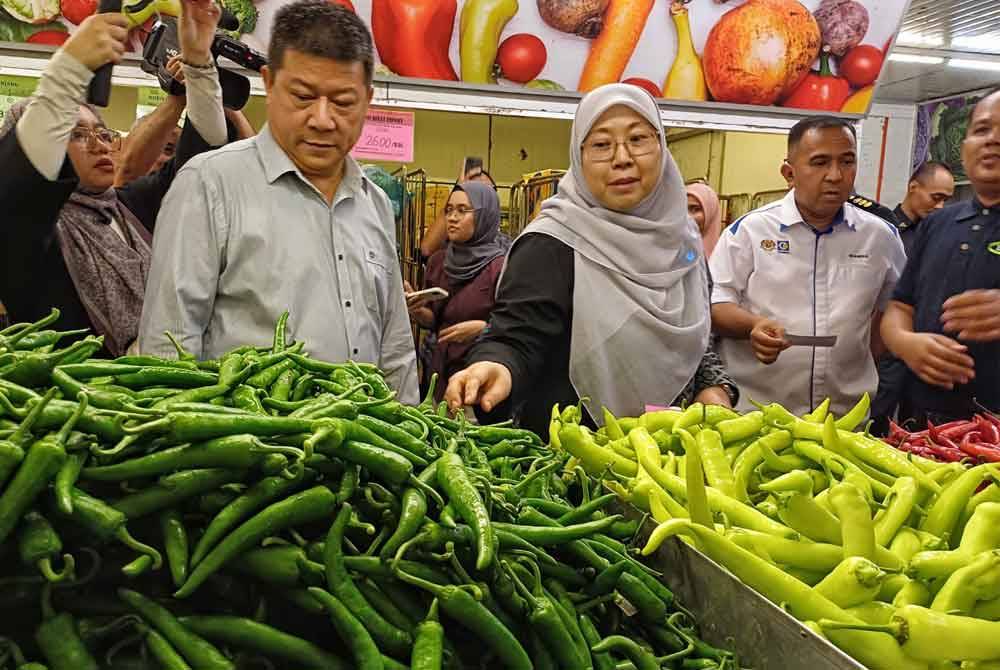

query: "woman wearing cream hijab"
(445, 84), (737, 436)
(687, 182), (723, 258)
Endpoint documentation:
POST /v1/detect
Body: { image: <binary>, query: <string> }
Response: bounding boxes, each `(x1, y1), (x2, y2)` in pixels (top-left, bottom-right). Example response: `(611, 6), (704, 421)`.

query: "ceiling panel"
(873, 0), (1000, 103)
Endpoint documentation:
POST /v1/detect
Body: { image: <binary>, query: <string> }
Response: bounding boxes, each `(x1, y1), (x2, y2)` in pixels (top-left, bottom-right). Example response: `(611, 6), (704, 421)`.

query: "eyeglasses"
(70, 127), (123, 152)
(582, 132), (659, 162)
(444, 206), (476, 217)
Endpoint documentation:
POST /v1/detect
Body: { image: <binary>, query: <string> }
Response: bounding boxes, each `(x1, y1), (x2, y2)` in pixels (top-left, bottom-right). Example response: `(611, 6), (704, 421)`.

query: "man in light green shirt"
(139, 0), (418, 402)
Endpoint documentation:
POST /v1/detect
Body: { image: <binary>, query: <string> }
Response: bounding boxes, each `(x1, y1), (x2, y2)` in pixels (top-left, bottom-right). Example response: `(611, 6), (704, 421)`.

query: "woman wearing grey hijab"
(408, 182), (508, 401)
(445, 84), (737, 435)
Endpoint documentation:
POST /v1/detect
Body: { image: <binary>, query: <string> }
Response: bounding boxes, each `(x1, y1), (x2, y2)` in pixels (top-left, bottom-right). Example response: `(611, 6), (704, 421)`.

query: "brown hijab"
(2, 99), (153, 356)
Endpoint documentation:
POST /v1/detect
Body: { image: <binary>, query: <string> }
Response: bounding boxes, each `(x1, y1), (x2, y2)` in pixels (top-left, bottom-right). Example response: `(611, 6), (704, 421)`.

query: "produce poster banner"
(0, 74), (36, 126)
(0, 0), (908, 115)
(912, 92), (987, 183)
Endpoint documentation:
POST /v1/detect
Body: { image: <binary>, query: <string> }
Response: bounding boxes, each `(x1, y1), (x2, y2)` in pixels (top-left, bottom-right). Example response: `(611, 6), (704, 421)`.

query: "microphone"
(218, 7), (239, 31)
(86, 0), (123, 107)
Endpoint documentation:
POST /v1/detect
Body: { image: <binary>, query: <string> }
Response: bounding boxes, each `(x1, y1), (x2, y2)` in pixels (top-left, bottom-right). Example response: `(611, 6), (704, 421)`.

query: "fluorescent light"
(897, 30), (944, 48)
(888, 53), (944, 65)
(948, 58), (1000, 72)
(952, 36), (1000, 52)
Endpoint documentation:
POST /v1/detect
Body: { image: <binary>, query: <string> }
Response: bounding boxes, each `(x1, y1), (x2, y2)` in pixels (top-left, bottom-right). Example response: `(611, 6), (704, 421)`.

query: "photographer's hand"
(178, 0), (220, 66)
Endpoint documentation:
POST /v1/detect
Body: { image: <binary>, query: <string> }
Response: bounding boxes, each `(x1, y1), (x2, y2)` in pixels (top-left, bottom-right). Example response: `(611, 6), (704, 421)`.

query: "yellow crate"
(520, 168), (566, 182)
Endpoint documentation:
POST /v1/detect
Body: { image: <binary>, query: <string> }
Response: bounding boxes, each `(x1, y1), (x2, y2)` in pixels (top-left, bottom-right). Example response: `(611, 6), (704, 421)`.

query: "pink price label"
(350, 108), (414, 163)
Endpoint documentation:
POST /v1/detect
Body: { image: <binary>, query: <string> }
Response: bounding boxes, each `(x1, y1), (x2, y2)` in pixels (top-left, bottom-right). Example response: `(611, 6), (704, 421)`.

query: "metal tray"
(624, 506), (867, 670)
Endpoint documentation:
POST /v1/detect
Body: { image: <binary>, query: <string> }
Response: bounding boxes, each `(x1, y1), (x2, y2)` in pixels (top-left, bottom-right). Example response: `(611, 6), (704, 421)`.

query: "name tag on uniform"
(785, 334), (838, 347)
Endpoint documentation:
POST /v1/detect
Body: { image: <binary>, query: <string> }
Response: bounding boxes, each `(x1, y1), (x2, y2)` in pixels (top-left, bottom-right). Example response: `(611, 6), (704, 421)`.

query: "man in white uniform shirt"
(709, 116), (907, 416)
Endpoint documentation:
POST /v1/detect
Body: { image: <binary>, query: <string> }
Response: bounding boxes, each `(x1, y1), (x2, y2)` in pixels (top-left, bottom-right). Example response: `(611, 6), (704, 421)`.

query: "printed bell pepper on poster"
(0, 0), (908, 115)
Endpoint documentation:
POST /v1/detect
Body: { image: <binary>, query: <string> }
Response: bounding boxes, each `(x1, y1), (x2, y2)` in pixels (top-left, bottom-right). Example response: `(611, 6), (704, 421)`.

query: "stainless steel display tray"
(625, 506), (868, 670)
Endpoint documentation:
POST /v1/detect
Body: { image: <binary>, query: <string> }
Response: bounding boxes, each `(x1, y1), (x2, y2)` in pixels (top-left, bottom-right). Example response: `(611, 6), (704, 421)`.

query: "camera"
(141, 14), (266, 110)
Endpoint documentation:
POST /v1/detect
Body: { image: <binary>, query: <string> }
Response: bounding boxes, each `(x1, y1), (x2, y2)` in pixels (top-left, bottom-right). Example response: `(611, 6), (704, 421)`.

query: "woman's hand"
(178, 0), (221, 67)
(403, 280), (434, 327)
(445, 362), (512, 412)
(439, 320), (487, 344)
(694, 386), (732, 408)
(63, 13), (129, 72)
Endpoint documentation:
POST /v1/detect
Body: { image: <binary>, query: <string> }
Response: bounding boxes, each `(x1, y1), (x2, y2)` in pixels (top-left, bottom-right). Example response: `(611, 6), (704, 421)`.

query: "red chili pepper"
(940, 421), (981, 441)
(977, 415), (1000, 445)
(923, 442), (968, 463)
(958, 433), (1000, 463)
(371, 0), (458, 81)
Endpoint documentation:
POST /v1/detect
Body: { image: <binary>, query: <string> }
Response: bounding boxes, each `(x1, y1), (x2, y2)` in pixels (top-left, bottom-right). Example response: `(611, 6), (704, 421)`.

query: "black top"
(0, 120), (219, 333)
(892, 199), (1000, 415)
(466, 233), (738, 437)
(892, 204), (920, 259)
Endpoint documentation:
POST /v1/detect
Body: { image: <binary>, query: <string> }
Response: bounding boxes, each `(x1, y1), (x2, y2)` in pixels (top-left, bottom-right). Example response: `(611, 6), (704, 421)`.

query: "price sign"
(0, 75), (38, 126)
(351, 108), (414, 163)
(136, 86), (169, 119)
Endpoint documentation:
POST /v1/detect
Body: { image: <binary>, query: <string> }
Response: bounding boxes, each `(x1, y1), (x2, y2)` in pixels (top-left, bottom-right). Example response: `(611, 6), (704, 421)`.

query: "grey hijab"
(2, 99), (152, 356)
(505, 83), (710, 422)
(443, 181), (506, 284)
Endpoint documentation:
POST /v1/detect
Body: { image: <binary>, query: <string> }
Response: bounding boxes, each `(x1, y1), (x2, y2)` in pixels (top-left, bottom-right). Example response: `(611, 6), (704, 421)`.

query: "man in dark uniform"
(893, 162), (956, 257)
(881, 89), (1000, 424)
(871, 162), (956, 433)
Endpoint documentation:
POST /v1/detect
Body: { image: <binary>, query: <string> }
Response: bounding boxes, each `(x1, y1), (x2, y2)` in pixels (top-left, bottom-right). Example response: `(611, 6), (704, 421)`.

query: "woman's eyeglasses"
(444, 206), (476, 217)
(70, 127), (123, 152)
(582, 132), (659, 162)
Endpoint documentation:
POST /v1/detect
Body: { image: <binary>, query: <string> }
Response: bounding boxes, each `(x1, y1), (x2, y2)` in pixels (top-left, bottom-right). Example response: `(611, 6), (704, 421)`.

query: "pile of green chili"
(0, 309), (739, 670)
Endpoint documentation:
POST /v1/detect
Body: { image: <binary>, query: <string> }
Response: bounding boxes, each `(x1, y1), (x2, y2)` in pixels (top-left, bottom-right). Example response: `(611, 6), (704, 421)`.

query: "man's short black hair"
(787, 116), (857, 153)
(969, 88), (1000, 129)
(910, 161), (954, 184)
(268, 0), (374, 84)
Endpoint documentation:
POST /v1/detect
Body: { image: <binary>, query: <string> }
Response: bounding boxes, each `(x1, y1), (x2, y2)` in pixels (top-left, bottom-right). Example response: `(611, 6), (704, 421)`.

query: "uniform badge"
(777, 241), (790, 254)
(761, 239), (777, 252)
(989, 241), (1000, 256)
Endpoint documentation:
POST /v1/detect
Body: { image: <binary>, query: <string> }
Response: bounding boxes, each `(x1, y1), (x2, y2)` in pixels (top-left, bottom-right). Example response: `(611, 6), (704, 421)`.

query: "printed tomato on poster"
(0, 0), (909, 114)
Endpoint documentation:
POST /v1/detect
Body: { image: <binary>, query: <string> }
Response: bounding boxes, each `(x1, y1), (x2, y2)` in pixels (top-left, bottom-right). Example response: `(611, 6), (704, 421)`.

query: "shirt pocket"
(362, 247), (391, 319)
(832, 260), (881, 320)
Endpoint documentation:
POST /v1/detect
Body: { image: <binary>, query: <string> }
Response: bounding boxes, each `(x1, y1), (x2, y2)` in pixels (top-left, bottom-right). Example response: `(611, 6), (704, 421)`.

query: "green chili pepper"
(308, 588), (384, 670)
(355, 415), (439, 461)
(696, 428), (738, 499)
(715, 411), (764, 444)
(776, 491), (842, 544)
(394, 565), (532, 670)
(493, 515), (622, 546)
(248, 357), (299, 390)
(142, 626), (191, 670)
(909, 503), (1000, 580)
(180, 615), (349, 670)
(271, 311), (290, 353)
(34, 587), (99, 670)
(90, 435), (297, 482)
(176, 485), (337, 598)
(813, 556), (886, 608)
(356, 578), (416, 632)
(410, 599), (444, 670)
(437, 450), (495, 570)
(0, 388), (57, 488)
(501, 560), (588, 670)
(803, 397), (831, 423)
(17, 511), (74, 583)
(931, 550), (1000, 615)
(50, 369), (155, 416)
(381, 462), (436, 561)
(160, 509), (189, 589)
(113, 468), (249, 519)
(921, 463), (1000, 542)
(873, 476), (918, 547)
(191, 470), (312, 566)
(121, 411), (315, 444)
(0, 393), (85, 545)
(48, 486), (162, 573)
(323, 503), (412, 656)
(821, 603), (1000, 663)
(1, 337), (104, 387)
(117, 589), (233, 670)
(828, 482), (876, 561)
(53, 450), (87, 516)
(835, 393), (870, 431)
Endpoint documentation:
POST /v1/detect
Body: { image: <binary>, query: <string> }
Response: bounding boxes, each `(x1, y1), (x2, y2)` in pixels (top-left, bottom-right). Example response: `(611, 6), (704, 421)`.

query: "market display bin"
(628, 509), (867, 670)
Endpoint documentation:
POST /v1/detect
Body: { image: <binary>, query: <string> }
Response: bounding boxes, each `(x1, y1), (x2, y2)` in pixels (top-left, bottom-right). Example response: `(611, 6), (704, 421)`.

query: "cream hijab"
(506, 84), (710, 422)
